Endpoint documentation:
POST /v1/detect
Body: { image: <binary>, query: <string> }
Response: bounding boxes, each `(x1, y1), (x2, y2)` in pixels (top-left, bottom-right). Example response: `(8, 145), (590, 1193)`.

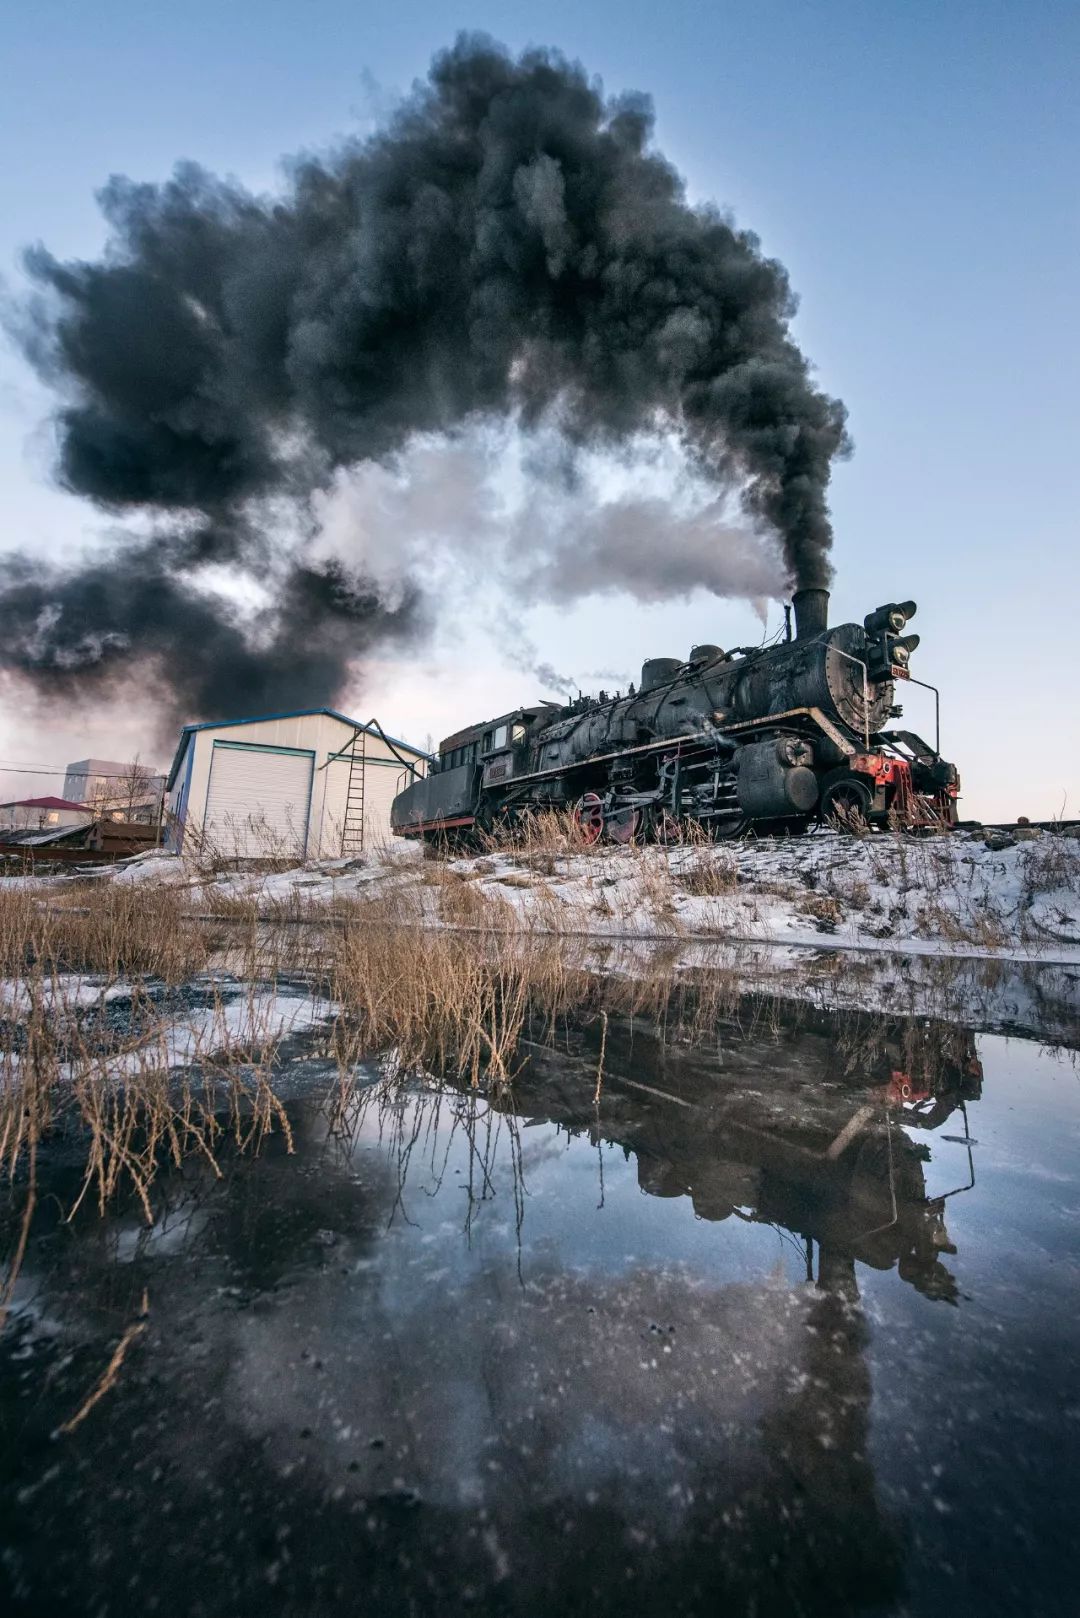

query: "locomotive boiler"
(391, 588), (959, 843)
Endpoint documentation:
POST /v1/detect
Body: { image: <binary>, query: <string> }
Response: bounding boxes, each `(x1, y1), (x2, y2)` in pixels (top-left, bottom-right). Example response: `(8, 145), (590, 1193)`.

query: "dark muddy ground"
(1, 997), (1077, 1617)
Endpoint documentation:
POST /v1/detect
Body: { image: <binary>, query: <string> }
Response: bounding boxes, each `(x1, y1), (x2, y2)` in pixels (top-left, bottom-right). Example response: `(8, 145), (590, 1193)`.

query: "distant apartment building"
(62, 758), (165, 823)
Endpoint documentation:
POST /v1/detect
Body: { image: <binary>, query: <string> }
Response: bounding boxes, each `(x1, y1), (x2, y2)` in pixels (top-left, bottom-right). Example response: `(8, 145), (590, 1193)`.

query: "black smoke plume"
(2, 33), (848, 722)
(0, 550), (419, 718)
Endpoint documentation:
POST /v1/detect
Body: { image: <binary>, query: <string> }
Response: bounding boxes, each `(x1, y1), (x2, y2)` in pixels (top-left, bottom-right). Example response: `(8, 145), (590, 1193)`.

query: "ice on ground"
(0, 974), (338, 1080)
(0, 977), (135, 1013)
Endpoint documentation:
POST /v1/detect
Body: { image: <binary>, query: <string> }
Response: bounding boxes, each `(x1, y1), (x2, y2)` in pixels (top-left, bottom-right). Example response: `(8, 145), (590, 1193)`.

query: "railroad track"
(955, 820), (1080, 834)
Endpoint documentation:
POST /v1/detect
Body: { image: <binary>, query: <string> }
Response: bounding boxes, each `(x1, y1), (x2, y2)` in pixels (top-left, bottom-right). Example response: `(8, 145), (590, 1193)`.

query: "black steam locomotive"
(391, 587), (959, 843)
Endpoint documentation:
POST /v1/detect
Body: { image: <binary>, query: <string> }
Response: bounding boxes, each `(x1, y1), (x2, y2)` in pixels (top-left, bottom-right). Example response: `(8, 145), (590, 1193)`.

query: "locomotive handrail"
(818, 641), (872, 750)
(901, 675), (941, 755)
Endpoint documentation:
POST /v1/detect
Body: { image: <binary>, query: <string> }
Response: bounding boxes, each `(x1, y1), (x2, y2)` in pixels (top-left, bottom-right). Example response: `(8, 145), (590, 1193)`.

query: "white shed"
(164, 708), (429, 859)
(0, 795), (94, 833)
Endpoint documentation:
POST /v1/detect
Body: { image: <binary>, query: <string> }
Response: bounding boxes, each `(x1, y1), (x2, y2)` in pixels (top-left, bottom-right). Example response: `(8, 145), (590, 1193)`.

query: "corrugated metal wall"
(361, 754), (412, 851)
(203, 742), (314, 858)
(168, 714), (426, 858)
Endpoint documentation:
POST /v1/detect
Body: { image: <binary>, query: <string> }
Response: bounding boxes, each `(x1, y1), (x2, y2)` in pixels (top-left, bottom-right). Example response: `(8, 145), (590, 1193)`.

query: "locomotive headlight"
(867, 628), (921, 680)
(864, 599), (919, 636)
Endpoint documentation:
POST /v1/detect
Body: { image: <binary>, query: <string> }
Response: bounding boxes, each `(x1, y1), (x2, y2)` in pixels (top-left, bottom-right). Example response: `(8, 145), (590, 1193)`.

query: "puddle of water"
(1, 1001), (1078, 1617)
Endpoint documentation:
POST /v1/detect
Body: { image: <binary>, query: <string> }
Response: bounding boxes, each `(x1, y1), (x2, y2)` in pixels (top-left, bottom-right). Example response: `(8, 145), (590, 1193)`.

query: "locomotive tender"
(391, 588), (959, 844)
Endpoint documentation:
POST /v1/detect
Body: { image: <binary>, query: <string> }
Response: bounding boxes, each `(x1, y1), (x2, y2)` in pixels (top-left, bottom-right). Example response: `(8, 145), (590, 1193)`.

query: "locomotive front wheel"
(712, 817), (749, 841)
(572, 793), (605, 845)
(820, 773), (873, 830)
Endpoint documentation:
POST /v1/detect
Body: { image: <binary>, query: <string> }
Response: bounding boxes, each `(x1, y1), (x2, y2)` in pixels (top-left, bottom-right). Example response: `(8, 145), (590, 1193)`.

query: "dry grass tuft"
(0, 883), (209, 983)
(674, 852), (739, 897)
(477, 809), (590, 874)
(914, 895), (1010, 950)
(797, 893), (846, 931)
(1018, 833), (1080, 903)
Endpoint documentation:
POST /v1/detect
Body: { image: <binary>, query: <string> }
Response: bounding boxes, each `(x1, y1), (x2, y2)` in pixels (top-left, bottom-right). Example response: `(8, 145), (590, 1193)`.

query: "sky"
(0, 0), (1076, 819)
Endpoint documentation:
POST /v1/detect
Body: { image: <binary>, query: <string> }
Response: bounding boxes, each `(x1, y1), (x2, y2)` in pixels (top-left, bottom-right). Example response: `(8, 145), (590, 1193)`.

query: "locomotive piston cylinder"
(736, 740), (820, 819)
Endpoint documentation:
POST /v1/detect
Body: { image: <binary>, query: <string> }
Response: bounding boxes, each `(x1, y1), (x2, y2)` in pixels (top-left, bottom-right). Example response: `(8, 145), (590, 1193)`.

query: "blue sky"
(0, 0), (1076, 818)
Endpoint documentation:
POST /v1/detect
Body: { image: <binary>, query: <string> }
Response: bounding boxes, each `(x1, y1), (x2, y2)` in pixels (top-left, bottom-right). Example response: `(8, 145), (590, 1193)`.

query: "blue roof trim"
(166, 731), (194, 792)
(165, 707), (430, 790)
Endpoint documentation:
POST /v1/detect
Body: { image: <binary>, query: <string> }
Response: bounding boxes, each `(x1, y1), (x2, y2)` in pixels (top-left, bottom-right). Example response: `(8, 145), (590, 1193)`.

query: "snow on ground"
(46, 826), (1080, 964)
(3, 834), (1077, 1057)
(3, 826), (1078, 971)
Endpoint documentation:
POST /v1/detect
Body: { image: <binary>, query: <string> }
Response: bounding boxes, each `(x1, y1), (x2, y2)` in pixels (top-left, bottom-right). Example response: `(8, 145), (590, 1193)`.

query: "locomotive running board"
(718, 706), (856, 758)
(471, 727), (720, 792)
(458, 703), (855, 798)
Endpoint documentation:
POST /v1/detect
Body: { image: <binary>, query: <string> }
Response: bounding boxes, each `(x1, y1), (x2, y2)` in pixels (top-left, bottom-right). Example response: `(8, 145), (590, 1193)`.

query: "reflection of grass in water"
(0, 864), (1068, 1453)
(0, 872), (1070, 1327)
(1, 975), (300, 1329)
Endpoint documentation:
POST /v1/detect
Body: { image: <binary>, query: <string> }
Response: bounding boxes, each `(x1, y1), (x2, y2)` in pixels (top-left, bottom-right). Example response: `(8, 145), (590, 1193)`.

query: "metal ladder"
(340, 728), (367, 856)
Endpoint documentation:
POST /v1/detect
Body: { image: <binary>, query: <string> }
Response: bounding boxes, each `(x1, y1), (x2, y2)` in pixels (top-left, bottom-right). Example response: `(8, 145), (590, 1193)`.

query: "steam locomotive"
(391, 587), (959, 843)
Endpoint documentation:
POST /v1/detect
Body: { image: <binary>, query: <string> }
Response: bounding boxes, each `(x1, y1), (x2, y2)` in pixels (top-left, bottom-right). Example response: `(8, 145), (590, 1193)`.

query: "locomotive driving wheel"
(572, 792), (605, 845)
(605, 806), (642, 845)
(654, 811), (684, 845)
(819, 771), (873, 830)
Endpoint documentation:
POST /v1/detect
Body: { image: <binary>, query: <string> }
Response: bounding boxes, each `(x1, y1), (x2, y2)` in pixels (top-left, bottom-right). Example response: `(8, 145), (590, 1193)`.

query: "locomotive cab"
(391, 704), (559, 839)
(477, 711), (532, 789)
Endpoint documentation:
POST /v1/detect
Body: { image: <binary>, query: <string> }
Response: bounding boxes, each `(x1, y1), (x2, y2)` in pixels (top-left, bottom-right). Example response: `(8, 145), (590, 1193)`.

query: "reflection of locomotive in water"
(502, 1007), (983, 1304)
(392, 587), (960, 844)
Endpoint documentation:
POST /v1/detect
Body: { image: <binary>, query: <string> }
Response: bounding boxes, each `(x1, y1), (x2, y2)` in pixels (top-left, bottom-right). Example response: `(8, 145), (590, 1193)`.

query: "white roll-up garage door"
(203, 742), (314, 858)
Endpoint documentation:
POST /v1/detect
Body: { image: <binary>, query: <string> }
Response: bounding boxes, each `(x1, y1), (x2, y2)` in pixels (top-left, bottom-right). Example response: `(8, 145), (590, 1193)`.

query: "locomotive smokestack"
(792, 587), (829, 641)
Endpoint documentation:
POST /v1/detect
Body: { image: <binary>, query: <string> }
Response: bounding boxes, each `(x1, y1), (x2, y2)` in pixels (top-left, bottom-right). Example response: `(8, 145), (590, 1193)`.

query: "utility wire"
(0, 761), (68, 772)
(0, 763), (161, 779)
